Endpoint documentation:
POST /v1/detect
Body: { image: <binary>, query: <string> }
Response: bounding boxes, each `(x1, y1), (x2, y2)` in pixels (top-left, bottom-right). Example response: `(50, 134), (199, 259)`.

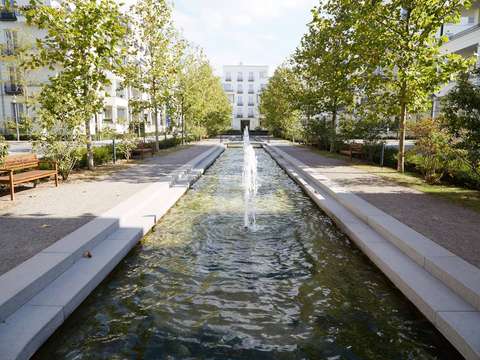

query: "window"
(4, 30), (17, 55)
(117, 107), (127, 123)
(248, 72), (254, 81)
(237, 95), (243, 106)
(103, 107), (113, 122)
(468, 16), (475, 24)
(116, 83), (126, 98)
(236, 107), (243, 118)
(248, 84), (254, 93)
(260, 71), (267, 79)
(224, 83), (232, 91)
(237, 83), (243, 93)
(248, 95), (254, 106)
(260, 83), (267, 91)
(248, 108), (254, 118)
(225, 72), (232, 81)
(237, 72), (243, 81)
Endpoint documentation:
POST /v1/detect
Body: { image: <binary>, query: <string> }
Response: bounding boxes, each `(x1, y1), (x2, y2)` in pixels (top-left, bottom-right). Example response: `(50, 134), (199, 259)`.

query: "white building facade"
(434, 1), (480, 116)
(0, 0), (159, 137)
(222, 64), (268, 131)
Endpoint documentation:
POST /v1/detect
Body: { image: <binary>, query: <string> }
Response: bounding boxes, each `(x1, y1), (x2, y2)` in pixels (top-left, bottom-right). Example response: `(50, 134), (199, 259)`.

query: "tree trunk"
(154, 109), (160, 152)
(163, 108), (167, 141)
(85, 119), (94, 170)
(397, 86), (407, 173)
(330, 109), (337, 153)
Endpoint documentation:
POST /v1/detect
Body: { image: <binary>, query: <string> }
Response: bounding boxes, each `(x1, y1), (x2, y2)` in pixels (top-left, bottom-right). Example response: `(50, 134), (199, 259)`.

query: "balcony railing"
(237, 90), (243, 94)
(448, 23), (480, 41)
(236, 114), (243, 118)
(2, 47), (17, 56)
(237, 77), (243, 82)
(248, 114), (254, 118)
(225, 77), (232, 82)
(4, 83), (22, 95)
(248, 102), (254, 106)
(237, 103), (244, 106)
(248, 90), (254, 94)
(0, 9), (17, 21)
(248, 78), (254, 82)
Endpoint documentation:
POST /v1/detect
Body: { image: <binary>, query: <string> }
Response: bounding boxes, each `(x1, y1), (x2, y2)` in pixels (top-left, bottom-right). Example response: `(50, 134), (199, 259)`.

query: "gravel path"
(274, 142), (480, 269)
(0, 142), (216, 275)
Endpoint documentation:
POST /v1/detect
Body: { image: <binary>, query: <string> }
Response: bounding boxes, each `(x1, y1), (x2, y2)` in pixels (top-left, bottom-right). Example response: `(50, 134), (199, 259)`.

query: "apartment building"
(222, 64), (268, 131)
(0, 0), (158, 137)
(434, 0), (480, 116)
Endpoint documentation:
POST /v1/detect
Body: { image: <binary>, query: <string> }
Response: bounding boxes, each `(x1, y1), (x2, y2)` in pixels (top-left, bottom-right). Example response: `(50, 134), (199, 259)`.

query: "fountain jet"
(242, 127), (258, 230)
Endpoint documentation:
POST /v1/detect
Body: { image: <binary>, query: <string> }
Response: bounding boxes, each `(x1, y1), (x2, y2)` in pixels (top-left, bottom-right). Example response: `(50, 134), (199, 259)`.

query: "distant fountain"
(242, 127), (257, 230)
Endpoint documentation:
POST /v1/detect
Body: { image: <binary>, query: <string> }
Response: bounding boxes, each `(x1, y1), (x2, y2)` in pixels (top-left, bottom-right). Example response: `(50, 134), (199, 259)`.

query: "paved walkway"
(273, 142), (480, 269)
(0, 142), (216, 275)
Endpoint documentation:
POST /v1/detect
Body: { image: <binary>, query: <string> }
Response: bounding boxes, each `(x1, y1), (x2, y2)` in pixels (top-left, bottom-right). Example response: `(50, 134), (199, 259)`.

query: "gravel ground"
(0, 142), (216, 275)
(274, 142), (480, 269)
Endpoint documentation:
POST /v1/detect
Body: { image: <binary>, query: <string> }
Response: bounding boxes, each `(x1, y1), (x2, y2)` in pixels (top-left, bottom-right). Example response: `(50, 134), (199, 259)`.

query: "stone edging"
(264, 143), (480, 360)
(0, 144), (225, 360)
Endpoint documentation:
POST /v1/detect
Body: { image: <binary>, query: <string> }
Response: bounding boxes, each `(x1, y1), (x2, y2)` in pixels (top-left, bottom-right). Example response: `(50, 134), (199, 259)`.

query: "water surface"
(34, 149), (461, 360)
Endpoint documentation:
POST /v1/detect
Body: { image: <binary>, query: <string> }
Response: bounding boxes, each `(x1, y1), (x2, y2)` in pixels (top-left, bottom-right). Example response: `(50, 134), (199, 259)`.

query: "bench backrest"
(0, 154), (39, 171)
(350, 143), (363, 151)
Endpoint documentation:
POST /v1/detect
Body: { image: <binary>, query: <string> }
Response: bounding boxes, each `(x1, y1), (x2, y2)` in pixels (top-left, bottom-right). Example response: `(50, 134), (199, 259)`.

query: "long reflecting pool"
(34, 149), (462, 359)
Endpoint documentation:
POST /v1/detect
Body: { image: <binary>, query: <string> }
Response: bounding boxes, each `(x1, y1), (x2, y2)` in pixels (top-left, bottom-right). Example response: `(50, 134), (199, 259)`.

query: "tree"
(125, 0), (183, 152)
(173, 48), (231, 141)
(0, 136), (8, 166)
(443, 68), (480, 178)
(26, 0), (127, 170)
(259, 65), (302, 141)
(294, 0), (359, 152)
(359, 0), (473, 172)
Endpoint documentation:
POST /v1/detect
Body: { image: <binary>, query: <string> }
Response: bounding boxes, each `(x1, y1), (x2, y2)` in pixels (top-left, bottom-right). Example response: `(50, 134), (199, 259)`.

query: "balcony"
(248, 78), (254, 82)
(237, 90), (243, 94)
(447, 23), (480, 41)
(4, 83), (22, 95)
(236, 114), (243, 118)
(0, 9), (17, 21)
(237, 103), (244, 106)
(237, 77), (243, 82)
(248, 103), (254, 106)
(248, 90), (254, 94)
(225, 77), (231, 82)
(2, 47), (17, 56)
(248, 114), (254, 118)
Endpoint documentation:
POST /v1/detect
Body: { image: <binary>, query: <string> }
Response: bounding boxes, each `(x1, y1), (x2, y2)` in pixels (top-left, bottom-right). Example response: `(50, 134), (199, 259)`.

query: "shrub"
(35, 140), (83, 181)
(78, 145), (113, 168)
(408, 118), (456, 184)
(0, 136), (9, 166)
(116, 133), (138, 160)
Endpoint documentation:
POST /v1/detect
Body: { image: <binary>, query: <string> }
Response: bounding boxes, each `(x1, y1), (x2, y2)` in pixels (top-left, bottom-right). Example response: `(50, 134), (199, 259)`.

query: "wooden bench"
(132, 142), (153, 159)
(0, 154), (58, 201)
(340, 143), (363, 160)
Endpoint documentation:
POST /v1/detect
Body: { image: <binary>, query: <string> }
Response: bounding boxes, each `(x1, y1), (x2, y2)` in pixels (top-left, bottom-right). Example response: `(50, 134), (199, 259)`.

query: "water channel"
(34, 148), (461, 360)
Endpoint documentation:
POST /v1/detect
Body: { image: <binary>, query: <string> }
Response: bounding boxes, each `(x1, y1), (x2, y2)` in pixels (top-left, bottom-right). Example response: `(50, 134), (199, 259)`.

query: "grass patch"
(355, 164), (480, 213)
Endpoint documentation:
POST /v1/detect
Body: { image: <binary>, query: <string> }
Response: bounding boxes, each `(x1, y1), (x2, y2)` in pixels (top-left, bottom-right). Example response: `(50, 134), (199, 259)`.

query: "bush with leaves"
(442, 68), (480, 179)
(35, 137), (83, 181)
(408, 118), (456, 184)
(0, 136), (9, 167)
(117, 133), (138, 161)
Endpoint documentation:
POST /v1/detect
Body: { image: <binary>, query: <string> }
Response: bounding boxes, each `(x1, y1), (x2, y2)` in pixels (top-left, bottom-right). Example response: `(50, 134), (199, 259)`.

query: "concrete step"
(268, 145), (480, 314)
(265, 144), (480, 360)
(0, 144), (225, 359)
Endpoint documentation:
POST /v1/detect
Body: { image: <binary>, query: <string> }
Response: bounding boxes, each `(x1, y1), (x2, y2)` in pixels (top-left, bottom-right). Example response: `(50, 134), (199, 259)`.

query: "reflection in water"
(34, 149), (461, 360)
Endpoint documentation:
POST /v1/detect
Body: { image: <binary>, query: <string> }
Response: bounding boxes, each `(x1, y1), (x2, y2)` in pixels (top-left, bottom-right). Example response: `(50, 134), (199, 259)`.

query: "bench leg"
(54, 173), (59, 187)
(9, 173), (14, 201)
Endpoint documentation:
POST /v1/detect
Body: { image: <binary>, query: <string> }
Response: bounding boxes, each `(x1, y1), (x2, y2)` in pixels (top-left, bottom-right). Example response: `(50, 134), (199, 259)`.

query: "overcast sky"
(171, 0), (319, 75)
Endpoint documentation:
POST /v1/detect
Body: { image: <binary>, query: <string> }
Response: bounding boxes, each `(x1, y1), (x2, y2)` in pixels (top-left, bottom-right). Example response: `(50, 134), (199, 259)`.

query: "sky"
(171, 0), (319, 75)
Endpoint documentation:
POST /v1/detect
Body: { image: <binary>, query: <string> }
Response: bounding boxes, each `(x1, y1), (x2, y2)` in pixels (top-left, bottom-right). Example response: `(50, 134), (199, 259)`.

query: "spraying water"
(242, 127), (258, 230)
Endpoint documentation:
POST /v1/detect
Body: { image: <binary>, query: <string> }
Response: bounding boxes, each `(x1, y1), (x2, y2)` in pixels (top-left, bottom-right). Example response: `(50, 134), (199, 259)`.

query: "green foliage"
(408, 118), (456, 184)
(35, 140), (82, 181)
(26, 0), (128, 169)
(116, 133), (138, 161)
(259, 65), (302, 140)
(78, 146), (112, 168)
(442, 68), (480, 179)
(0, 136), (9, 167)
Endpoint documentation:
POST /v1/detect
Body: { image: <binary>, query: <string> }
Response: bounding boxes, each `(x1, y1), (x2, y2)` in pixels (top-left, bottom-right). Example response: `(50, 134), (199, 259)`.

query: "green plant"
(117, 133), (138, 160)
(442, 68), (480, 180)
(408, 118), (456, 184)
(0, 136), (9, 167)
(35, 140), (83, 180)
